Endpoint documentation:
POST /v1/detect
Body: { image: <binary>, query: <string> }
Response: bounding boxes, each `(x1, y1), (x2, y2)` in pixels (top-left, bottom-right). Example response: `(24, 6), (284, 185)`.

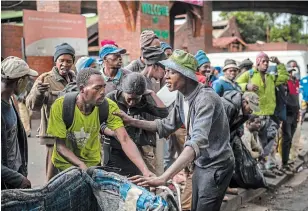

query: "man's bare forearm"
(161, 146), (195, 180)
(130, 118), (158, 132)
(56, 139), (85, 167)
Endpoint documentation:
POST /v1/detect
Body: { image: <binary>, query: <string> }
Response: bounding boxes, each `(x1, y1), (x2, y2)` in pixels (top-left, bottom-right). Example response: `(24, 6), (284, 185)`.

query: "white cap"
(1, 56), (38, 79)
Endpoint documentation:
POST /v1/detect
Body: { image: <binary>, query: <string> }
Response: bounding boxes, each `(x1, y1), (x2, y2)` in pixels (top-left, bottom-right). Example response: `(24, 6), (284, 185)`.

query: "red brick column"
(1, 24), (23, 58)
(97, 1), (142, 60)
(97, 1), (170, 60)
(36, 0), (81, 14)
(202, 1), (213, 52)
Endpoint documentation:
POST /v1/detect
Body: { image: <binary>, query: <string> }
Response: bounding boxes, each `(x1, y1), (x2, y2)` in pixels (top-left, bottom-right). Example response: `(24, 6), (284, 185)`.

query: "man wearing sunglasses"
(99, 44), (131, 94)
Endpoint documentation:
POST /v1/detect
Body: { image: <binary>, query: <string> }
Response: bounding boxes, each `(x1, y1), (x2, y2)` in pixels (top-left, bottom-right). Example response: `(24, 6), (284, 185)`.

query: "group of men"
(1, 29), (307, 211)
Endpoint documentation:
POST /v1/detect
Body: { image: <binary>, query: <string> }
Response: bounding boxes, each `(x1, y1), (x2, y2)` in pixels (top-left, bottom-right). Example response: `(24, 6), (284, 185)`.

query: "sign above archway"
(177, 0), (203, 6)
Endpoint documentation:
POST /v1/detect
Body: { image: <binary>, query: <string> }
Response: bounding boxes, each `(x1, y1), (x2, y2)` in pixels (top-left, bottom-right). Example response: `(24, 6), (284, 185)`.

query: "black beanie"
(54, 43), (75, 62)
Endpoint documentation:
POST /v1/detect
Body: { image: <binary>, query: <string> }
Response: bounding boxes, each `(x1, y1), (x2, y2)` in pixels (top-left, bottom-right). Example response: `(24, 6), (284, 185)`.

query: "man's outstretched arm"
(113, 110), (158, 132)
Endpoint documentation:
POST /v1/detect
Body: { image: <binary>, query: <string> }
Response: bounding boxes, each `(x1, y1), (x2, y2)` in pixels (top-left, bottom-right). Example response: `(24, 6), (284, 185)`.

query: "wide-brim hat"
(223, 63), (239, 72)
(243, 92), (260, 113)
(159, 49), (198, 82)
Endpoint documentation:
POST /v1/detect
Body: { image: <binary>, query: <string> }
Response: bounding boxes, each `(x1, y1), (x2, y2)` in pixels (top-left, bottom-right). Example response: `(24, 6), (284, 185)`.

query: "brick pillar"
(97, 1), (141, 60)
(97, 1), (170, 60)
(202, 1), (213, 52)
(36, 0), (81, 14)
(36, 0), (60, 12)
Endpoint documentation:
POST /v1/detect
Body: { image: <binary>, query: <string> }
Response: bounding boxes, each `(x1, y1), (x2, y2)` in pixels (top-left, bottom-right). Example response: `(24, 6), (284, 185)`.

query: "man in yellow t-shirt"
(47, 67), (153, 177)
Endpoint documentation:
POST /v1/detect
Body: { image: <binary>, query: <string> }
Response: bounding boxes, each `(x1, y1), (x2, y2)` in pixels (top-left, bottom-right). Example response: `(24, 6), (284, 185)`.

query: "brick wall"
(1, 24), (23, 58)
(1, 24), (54, 75)
(246, 43), (308, 52)
(36, 0), (60, 12)
(97, 1), (170, 61)
(173, 2), (213, 54)
(97, 1), (142, 60)
(36, 0), (81, 14)
(27, 56), (54, 75)
(59, 1), (81, 14)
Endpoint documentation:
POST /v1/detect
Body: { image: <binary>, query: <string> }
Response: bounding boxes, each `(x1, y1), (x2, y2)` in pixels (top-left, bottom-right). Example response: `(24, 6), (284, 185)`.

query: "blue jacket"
(212, 76), (242, 97)
(300, 76), (308, 102)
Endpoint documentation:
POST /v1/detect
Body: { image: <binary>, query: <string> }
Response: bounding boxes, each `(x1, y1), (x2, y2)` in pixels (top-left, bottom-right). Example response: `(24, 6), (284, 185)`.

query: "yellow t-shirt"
(47, 97), (124, 171)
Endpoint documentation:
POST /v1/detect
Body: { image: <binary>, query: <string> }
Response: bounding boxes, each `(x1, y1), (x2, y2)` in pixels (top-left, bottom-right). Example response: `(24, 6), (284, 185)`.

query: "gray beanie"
(121, 72), (147, 96)
(54, 43), (75, 62)
(239, 58), (253, 69)
(142, 46), (167, 65)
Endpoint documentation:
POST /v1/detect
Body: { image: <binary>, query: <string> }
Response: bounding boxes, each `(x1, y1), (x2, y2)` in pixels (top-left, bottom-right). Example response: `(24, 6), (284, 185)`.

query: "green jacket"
(236, 64), (289, 116)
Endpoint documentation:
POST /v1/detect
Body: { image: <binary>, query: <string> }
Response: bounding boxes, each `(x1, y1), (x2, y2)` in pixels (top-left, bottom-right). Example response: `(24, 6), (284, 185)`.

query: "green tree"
(219, 12), (304, 44)
(270, 15), (304, 43)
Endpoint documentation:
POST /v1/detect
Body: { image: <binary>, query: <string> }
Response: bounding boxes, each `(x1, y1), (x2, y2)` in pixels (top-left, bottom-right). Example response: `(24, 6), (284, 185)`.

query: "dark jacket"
(106, 90), (168, 147)
(221, 90), (248, 134)
(1, 98), (28, 189)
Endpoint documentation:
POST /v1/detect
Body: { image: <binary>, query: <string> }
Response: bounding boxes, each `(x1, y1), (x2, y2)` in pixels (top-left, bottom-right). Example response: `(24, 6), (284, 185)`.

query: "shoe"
(271, 167), (284, 176)
(280, 166), (293, 176)
(262, 170), (276, 178)
(226, 187), (238, 195)
(223, 195), (229, 201)
(284, 164), (296, 173)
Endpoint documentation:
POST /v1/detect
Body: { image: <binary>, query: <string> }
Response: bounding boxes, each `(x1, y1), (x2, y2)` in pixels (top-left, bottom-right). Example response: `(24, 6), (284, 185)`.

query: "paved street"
(27, 119), (47, 187)
(28, 118), (308, 191)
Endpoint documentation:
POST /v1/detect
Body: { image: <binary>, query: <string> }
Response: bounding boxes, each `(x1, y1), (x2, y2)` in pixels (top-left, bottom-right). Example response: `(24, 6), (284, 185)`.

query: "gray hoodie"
(155, 84), (233, 168)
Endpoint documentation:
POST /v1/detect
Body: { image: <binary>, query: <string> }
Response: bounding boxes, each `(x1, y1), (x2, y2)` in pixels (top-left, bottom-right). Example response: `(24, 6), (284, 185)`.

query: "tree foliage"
(219, 12), (305, 44)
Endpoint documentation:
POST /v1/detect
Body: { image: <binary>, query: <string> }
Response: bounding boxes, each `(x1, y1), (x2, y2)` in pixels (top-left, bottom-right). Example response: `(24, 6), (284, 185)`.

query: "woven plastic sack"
(1, 167), (98, 211)
(87, 167), (179, 211)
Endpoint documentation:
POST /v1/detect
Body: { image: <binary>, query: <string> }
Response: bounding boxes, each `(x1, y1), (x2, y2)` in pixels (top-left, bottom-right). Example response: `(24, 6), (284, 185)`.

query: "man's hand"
(19, 177), (31, 189)
(78, 162), (88, 171)
(270, 56), (280, 65)
(142, 171), (156, 178)
(113, 110), (134, 126)
(246, 84), (259, 92)
(129, 175), (167, 187)
(36, 81), (50, 94)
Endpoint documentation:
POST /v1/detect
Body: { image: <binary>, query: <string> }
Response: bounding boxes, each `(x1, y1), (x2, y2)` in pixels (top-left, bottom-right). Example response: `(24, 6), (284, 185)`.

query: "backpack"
(59, 82), (109, 129)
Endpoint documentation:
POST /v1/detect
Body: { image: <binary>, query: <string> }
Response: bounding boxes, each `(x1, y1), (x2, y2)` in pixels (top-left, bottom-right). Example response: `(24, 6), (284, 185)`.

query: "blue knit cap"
(160, 42), (172, 52)
(194, 50), (210, 67)
(75, 57), (96, 73)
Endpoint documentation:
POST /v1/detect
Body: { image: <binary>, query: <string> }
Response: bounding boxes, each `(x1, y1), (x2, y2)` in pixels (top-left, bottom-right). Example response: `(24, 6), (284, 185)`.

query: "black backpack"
(60, 82), (109, 129)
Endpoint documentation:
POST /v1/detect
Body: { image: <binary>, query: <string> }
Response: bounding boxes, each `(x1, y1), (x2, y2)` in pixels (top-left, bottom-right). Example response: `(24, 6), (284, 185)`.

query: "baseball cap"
(99, 44), (126, 60)
(243, 92), (260, 113)
(1, 56), (38, 79)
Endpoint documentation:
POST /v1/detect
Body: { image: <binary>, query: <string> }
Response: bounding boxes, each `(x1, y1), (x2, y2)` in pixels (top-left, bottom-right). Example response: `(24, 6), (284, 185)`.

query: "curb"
(220, 150), (308, 211)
